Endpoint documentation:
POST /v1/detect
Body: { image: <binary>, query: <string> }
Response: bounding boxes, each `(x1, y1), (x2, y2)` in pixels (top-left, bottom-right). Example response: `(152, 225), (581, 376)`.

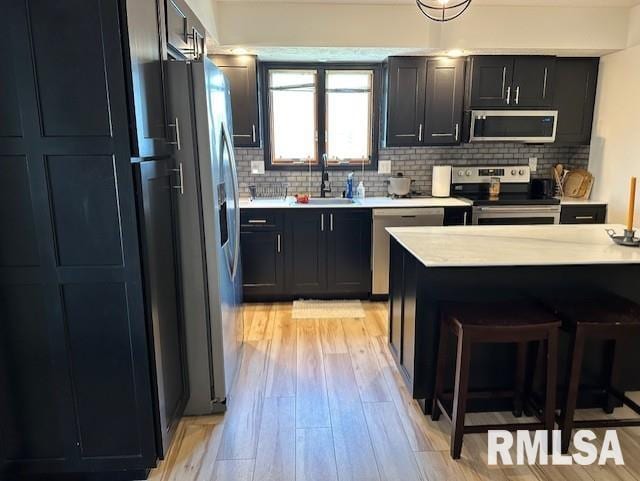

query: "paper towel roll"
(432, 165), (452, 198)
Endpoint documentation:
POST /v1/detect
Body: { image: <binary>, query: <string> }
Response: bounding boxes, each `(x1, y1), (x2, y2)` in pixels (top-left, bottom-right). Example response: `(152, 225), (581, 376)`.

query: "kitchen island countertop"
(387, 224), (640, 268)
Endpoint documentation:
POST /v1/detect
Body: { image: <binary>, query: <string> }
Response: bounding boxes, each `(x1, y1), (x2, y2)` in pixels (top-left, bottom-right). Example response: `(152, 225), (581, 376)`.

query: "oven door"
(472, 205), (561, 225)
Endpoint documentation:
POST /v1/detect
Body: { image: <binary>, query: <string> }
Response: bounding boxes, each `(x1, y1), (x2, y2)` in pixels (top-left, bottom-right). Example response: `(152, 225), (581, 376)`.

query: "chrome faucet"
(320, 153), (331, 198)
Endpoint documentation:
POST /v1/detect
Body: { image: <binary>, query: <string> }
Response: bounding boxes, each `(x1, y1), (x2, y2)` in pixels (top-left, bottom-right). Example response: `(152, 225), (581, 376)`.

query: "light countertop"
(559, 198), (608, 206)
(240, 196), (472, 209)
(387, 224), (640, 268)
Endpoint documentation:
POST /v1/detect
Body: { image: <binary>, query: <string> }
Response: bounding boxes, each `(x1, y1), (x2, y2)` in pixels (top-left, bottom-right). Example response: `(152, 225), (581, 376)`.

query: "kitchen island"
(387, 224), (640, 413)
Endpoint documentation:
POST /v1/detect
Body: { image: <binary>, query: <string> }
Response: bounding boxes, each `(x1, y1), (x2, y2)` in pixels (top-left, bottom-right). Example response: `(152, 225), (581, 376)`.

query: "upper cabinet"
(386, 57), (427, 147)
(166, 0), (205, 60)
(468, 56), (555, 109)
(424, 58), (465, 145)
(212, 55), (260, 147)
(553, 58), (599, 145)
(385, 56), (464, 147)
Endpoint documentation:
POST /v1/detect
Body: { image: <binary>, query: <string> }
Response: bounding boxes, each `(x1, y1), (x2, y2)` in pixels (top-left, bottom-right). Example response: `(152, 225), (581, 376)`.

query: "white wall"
(215, 1), (630, 55)
(588, 44), (640, 225)
(185, 0), (219, 42)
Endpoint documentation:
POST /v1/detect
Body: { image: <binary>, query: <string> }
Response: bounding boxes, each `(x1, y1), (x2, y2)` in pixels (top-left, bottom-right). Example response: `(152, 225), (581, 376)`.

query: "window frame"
(260, 62), (382, 171)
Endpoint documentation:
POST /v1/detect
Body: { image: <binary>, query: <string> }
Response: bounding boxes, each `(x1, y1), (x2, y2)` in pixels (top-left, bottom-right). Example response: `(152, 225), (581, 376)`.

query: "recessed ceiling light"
(446, 49), (466, 57)
(230, 47), (249, 55)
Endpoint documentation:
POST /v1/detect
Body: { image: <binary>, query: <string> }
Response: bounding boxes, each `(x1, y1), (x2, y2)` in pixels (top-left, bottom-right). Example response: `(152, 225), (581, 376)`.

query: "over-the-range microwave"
(469, 110), (558, 143)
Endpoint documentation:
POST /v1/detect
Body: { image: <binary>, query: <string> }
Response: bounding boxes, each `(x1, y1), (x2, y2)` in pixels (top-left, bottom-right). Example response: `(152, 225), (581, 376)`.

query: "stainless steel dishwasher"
(372, 207), (445, 296)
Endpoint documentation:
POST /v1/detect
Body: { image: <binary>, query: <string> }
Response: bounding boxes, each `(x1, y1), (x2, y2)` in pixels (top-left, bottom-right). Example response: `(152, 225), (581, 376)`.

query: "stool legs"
(560, 326), (585, 453)
(513, 342), (528, 418)
(451, 331), (472, 460)
(545, 330), (558, 449)
(431, 322), (449, 422)
(604, 339), (621, 414)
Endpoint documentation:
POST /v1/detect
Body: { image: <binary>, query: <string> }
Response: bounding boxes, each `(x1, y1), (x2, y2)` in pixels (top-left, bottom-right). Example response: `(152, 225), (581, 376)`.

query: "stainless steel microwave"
(469, 110), (558, 143)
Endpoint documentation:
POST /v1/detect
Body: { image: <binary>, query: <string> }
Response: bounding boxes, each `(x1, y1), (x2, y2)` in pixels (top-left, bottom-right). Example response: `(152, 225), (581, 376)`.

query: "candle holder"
(606, 228), (640, 247)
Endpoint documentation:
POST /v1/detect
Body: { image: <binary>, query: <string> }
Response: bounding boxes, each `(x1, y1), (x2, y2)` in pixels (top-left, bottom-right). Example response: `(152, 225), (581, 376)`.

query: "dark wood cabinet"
(0, 0), (189, 478)
(424, 58), (465, 145)
(165, 0), (205, 60)
(242, 208), (372, 300)
(327, 210), (372, 296)
(240, 210), (284, 298)
(285, 209), (328, 296)
(386, 57), (426, 147)
(443, 206), (472, 226)
(213, 55), (260, 147)
(468, 56), (555, 108)
(560, 204), (607, 224)
(386, 57), (464, 147)
(553, 58), (599, 145)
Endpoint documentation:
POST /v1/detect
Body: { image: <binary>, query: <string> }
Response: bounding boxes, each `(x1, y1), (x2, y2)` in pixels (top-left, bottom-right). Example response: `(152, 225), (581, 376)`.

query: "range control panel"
(451, 165), (531, 184)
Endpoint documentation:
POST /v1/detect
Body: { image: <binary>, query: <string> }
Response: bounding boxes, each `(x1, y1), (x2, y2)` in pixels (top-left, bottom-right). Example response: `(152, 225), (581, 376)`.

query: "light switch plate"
(251, 160), (265, 175)
(378, 160), (392, 175)
(529, 157), (538, 172)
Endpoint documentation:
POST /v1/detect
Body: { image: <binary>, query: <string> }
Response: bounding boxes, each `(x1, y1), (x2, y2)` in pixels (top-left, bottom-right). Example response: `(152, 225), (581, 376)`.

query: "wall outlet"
(378, 160), (392, 175)
(529, 157), (538, 172)
(251, 160), (265, 175)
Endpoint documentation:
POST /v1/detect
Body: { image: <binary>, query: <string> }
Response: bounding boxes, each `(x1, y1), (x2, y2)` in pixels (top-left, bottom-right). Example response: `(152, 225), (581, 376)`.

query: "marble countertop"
(387, 224), (640, 268)
(240, 196), (472, 209)
(558, 198), (608, 206)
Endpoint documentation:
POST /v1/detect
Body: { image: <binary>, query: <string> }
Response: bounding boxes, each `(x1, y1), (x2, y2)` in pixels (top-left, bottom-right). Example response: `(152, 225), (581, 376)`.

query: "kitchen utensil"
(563, 169), (594, 198)
(388, 173), (412, 197)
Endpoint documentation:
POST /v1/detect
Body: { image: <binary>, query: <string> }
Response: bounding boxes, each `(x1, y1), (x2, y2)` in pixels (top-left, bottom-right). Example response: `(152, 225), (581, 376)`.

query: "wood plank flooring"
(148, 302), (640, 481)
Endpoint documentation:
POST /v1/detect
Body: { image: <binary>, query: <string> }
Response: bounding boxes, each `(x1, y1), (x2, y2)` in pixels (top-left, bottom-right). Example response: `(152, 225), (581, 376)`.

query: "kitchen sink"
(301, 198), (357, 206)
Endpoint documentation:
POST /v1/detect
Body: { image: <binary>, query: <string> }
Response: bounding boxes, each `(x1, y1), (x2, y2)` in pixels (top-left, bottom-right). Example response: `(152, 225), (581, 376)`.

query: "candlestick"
(628, 177), (637, 231)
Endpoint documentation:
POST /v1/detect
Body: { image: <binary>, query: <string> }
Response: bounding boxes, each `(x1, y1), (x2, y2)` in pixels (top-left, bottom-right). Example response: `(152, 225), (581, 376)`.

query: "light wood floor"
(148, 302), (640, 481)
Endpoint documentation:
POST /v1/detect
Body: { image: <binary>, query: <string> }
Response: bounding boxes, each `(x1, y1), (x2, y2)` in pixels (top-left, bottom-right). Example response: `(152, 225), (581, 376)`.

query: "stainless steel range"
(451, 165), (561, 225)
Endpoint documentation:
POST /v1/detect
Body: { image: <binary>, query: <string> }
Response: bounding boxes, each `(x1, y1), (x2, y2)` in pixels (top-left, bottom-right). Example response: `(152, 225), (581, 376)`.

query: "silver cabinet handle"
(515, 86), (520, 105)
(330, 213), (334, 231)
(277, 234), (281, 253)
(542, 68), (549, 99)
(506, 86), (511, 105)
(455, 123), (460, 141)
(248, 219), (267, 224)
(171, 162), (184, 195)
(168, 117), (181, 150)
(418, 124), (423, 142)
(321, 213), (324, 231)
(463, 211), (468, 225)
(575, 216), (595, 220)
(252, 124), (256, 143)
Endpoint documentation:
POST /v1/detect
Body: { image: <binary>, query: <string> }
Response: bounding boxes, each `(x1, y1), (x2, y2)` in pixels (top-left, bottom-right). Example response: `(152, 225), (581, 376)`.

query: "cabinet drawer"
(240, 210), (282, 230)
(560, 205), (607, 224)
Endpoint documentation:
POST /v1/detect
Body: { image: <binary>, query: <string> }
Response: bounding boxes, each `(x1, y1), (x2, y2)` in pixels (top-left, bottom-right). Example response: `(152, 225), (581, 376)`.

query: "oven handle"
(474, 206), (561, 213)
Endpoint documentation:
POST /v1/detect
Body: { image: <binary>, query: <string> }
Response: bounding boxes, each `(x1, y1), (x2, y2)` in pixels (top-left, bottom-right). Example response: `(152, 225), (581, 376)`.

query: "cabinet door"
(327, 210), (372, 295)
(386, 57), (427, 146)
(135, 160), (188, 457)
(511, 57), (556, 108)
(166, 0), (190, 56)
(469, 56), (514, 108)
(285, 210), (327, 295)
(213, 55), (260, 147)
(241, 230), (284, 298)
(560, 205), (606, 224)
(554, 58), (599, 145)
(125, 0), (171, 158)
(424, 58), (465, 145)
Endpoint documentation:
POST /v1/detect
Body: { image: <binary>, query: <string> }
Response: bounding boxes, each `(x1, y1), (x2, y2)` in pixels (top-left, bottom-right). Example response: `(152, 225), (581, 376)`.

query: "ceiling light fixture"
(416, 0), (472, 22)
(446, 49), (465, 57)
(230, 47), (249, 55)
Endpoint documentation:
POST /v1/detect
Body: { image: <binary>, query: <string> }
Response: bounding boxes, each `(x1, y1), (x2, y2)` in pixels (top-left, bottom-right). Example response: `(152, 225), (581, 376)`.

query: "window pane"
(269, 70), (317, 164)
(325, 70), (373, 165)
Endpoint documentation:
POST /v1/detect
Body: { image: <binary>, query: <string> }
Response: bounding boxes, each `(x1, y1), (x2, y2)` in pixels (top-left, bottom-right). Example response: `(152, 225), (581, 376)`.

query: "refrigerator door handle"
(225, 124), (241, 281)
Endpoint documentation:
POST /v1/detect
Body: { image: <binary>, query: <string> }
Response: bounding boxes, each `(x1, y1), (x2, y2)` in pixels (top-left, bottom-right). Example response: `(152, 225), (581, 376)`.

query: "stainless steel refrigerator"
(166, 58), (243, 415)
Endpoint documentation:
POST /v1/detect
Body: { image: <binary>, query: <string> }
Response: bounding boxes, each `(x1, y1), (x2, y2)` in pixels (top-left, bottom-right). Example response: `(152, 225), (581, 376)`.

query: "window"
(264, 64), (380, 169)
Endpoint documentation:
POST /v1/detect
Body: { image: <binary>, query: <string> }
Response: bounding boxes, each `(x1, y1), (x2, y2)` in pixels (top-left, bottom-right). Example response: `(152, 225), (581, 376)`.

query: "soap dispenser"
(346, 172), (354, 199)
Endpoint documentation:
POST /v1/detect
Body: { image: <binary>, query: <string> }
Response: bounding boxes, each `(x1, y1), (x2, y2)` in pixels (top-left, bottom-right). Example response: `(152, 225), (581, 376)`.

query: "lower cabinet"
(560, 204), (607, 224)
(241, 208), (372, 300)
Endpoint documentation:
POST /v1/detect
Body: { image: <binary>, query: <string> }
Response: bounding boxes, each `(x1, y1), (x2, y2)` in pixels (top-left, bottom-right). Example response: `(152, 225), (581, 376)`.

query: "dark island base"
(0, 470), (150, 481)
(388, 237), (640, 415)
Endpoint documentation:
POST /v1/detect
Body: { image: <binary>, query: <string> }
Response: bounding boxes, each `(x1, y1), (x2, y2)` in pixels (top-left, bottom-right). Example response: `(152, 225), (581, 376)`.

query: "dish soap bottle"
(356, 180), (366, 200)
(346, 172), (354, 199)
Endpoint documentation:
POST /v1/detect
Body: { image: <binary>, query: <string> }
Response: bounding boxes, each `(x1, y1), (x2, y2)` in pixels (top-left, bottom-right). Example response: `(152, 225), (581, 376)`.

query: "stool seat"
(443, 301), (561, 328)
(543, 292), (640, 326)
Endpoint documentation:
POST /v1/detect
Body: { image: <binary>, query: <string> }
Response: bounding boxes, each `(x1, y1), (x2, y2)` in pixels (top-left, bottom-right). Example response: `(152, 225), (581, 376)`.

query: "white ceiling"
(218, 0), (639, 5)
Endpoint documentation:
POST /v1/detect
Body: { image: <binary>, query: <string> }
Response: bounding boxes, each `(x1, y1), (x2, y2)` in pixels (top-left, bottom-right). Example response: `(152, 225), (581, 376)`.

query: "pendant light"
(416, 0), (473, 22)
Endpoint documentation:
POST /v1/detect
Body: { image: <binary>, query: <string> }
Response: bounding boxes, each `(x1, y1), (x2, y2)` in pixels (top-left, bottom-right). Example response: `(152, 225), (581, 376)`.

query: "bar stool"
(431, 301), (561, 459)
(542, 291), (640, 453)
